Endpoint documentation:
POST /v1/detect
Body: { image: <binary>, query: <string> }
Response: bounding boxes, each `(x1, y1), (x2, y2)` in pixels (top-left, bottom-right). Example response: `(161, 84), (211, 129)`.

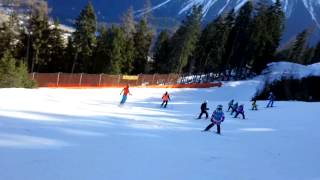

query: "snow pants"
(198, 110), (208, 119)
(234, 111), (245, 119)
(252, 105), (258, 110)
(267, 100), (274, 107)
(204, 123), (221, 134)
(161, 100), (168, 108)
(231, 108), (237, 115)
(120, 95), (128, 104)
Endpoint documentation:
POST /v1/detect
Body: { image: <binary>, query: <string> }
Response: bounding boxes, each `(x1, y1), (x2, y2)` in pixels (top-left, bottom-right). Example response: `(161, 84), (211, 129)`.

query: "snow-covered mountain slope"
(47, 0), (320, 43)
(138, 0), (320, 27)
(0, 77), (319, 179)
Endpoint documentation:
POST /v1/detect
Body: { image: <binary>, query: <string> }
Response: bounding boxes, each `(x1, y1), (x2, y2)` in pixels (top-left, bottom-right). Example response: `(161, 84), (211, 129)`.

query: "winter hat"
(217, 105), (223, 110)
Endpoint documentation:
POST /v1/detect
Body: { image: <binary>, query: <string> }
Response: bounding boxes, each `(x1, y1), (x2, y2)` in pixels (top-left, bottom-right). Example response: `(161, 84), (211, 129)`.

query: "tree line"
(0, 0), (320, 78)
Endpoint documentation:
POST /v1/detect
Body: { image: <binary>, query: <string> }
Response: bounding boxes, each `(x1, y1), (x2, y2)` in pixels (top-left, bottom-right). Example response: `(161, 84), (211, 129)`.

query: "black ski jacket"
(201, 103), (209, 111)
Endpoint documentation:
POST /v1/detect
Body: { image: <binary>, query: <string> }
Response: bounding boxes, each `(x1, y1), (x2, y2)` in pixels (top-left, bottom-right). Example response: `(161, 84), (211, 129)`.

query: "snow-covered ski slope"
(0, 62), (319, 180)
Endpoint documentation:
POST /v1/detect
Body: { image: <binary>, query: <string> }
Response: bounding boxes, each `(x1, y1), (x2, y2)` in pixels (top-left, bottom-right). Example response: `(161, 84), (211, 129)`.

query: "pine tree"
(93, 25), (109, 73)
(194, 13), (232, 74)
(222, 9), (236, 72)
(301, 47), (315, 65)
(46, 20), (66, 72)
(26, 1), (51, 72)
(311, 41), (320, 63)
(0, 51), (36, 88)
(226, 1), (253, 77)
(289, 29), (309, 64)
(94, 25), (125, 74)
(121, 7), (136, 74)
(105, 26), (125, 74)
(0, 51), (17, 87)
(64, 36), (76, 72)
(132, 18), (153, 74)
(71, 1), (97, 73)
(168, 5), (202, 73)
(193, 18), (215, 73)
(250, 0), (285, 72)
(122, 6), (136, 38)
(153, 30), (171, 73)
(0, 12), (21, 58)
(142, 0), (154, 23)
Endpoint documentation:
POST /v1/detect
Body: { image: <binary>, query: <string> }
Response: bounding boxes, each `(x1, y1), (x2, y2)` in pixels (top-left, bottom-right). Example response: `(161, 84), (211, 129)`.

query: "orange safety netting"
(29, 73), (222, 89)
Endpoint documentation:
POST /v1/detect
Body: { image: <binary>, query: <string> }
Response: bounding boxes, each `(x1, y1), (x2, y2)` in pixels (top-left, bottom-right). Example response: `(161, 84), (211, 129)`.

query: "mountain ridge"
(47, 0), (320, 44)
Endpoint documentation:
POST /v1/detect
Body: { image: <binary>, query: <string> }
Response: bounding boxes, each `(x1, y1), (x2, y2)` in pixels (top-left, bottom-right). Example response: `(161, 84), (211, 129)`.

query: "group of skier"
(228, 100), (245, 119)
(119, 85), (275, 135)
(198, 92), (276, 134)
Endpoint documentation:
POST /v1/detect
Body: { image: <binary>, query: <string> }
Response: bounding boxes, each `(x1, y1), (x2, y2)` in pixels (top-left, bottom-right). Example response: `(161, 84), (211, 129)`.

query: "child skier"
(234, 104), (245, 119)
(227, 99), (234, 112)
(197, 100), (209, 119)
(230, 102), (238, 115)
(120, 84), (132, 104)
(161, 92), (170, 108)
(252, 100), (258, 110)
(203, 105), (225, 134)
(267, 92), (275, 108)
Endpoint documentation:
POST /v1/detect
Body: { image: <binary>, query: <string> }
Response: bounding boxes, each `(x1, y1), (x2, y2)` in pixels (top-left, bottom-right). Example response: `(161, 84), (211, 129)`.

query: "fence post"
(57, 72), (60, 87)
(166, 74), (171, 85)
(79, 73), (83, 87)
(136, 74), (139, 86)
(99, 74), (102, 87)
(151, 74), (156, 85)
(32, 72), (35, 80)
(117, 75), (121, 86)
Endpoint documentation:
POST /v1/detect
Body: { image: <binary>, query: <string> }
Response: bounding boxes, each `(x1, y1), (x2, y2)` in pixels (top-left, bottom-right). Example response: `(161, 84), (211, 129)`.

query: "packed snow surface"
(0, 73), (319, 179)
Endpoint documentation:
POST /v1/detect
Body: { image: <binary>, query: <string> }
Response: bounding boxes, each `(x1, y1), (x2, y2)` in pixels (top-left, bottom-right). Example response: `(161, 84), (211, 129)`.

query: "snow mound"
(262, 61), (320, 81)
(253, 61), (320, 93)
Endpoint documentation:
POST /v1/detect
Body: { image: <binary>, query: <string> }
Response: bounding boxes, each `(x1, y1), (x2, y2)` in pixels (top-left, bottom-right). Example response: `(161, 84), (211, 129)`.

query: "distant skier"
(227, 99), (234, 112)
(230, 102), (238, 115)
(203, 105), (225, 134)
(234, 104), (245, 119)
(197, 100), (209, 119)
(266, 92), (275, 108)
(252, 100), (258, 111)
(120, 84), (132, 105)
(161, 91), (171, 108)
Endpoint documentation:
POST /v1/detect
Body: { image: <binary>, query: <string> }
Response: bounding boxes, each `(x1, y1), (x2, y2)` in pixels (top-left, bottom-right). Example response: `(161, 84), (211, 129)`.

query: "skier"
(266, 92), (275, 108)
(203, 105), (225, 134)
(227, 99), (234, 112)
(120, 84), (132, 105)
(197, 100), (209, 119)
(234, 104), (245, 119)
(252, 100), (258, 111)
(230, 102), (238, 115)
(161, 91), (170, 108)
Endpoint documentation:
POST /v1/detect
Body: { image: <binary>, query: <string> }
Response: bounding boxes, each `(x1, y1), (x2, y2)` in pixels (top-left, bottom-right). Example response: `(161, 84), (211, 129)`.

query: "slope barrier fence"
(29, 73), (222, 88)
